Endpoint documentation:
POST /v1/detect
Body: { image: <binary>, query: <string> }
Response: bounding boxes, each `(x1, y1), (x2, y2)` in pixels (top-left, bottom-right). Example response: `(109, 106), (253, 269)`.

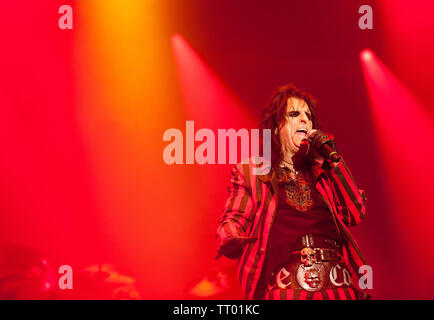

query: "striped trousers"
(263, 288), (357, 300)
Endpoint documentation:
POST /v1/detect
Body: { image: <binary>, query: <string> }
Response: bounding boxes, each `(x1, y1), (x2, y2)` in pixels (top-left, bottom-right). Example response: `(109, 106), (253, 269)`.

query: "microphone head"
(307, 129), (317, 141)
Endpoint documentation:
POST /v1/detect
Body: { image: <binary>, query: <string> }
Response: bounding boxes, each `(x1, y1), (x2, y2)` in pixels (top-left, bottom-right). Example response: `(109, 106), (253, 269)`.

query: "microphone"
(307, 130), (341, 162)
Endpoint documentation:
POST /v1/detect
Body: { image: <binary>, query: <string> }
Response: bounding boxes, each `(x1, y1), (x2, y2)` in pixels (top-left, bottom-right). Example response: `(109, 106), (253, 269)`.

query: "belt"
(294, 234), (343, 253)
(266, 234), (352, 293)
(287, 247), (342, 264)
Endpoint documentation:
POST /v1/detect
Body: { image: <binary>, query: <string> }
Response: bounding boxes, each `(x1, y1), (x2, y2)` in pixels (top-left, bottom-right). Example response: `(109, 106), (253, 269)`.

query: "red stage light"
(360, 49), (373, 62)
(171, 34), (254, 130)
(360, 50), (434, 297)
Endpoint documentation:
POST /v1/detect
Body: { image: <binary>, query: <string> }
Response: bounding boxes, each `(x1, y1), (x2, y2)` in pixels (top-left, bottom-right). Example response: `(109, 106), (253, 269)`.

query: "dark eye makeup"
(287, 111), (312, 120)
(287, 111), (300, 117)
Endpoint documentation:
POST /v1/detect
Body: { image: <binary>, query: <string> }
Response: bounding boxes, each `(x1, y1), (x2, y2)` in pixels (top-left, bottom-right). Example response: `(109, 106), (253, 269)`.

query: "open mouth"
(295, 128), (308, 139)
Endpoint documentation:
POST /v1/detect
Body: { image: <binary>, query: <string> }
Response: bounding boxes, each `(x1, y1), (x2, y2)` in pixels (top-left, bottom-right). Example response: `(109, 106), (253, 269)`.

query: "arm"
(327, 158), (367, 227)
(309, 130), (367, 227)
(216, 164), (256, 259)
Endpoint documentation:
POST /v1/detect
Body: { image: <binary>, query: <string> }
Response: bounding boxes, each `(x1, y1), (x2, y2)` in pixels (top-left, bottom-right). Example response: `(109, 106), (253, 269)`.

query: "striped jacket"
(216, 157), (367, 300)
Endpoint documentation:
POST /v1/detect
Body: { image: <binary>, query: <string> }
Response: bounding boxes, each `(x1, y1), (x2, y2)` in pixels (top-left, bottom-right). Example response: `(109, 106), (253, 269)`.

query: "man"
(215, 84), (368, 300)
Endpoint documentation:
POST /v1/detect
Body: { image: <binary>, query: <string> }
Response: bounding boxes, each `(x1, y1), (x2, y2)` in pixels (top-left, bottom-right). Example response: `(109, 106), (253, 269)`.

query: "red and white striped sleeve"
(216, 163), (255, 248)
(328, 158), (367, 227)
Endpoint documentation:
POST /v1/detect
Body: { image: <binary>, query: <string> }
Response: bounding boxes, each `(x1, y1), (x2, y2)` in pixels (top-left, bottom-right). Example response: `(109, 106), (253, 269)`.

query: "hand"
(215, 236), (258, 260)
(308, 130), (337, 162)
(309, 130), (336, 152)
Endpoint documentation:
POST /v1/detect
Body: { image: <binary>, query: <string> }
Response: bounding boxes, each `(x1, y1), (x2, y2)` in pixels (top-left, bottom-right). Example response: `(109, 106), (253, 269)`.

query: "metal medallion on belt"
(296, 248), (327, 292)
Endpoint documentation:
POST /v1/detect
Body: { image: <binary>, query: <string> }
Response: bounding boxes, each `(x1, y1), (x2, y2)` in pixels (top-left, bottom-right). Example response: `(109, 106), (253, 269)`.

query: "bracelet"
(329, 152), (338, 158)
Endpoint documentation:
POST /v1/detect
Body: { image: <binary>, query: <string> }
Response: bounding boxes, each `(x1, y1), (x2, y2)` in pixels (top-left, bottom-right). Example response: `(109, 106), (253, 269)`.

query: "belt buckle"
(297, 247), (326, 292)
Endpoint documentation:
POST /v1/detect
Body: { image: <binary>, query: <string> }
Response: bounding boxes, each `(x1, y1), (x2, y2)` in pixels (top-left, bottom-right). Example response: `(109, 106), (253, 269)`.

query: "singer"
(215, 83), (369, 300)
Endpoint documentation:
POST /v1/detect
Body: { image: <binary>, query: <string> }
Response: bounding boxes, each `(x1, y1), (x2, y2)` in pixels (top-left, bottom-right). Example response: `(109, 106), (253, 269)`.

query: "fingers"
(310, 130), (323, 140)
(215, 237), (258, 260)
(312, 131), (334, 147)
(214, 246), (226, 259)
(239, 237), (258, 245)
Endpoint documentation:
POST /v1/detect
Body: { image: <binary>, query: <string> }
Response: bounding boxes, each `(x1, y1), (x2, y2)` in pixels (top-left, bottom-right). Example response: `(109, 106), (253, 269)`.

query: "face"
(278, 97), (313, 159)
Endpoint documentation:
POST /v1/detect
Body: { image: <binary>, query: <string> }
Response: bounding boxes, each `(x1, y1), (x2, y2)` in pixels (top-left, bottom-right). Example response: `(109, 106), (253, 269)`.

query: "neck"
(280, 158), (294, 169)
(281, 153), (294, 165)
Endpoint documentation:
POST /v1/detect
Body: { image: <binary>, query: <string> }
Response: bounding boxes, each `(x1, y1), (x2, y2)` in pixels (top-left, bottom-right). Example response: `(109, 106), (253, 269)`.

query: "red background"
(0, 0), (433, 299)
